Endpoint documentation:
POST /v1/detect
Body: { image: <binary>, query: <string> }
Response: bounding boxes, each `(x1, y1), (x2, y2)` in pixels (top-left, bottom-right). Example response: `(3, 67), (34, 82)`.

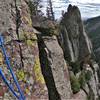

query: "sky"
(41, 0), (100, 19)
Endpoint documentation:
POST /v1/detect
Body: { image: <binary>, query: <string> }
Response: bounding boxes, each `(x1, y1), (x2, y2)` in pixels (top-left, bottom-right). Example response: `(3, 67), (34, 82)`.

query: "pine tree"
(46, 0), (55, 21)
(27, 0), (42, 16)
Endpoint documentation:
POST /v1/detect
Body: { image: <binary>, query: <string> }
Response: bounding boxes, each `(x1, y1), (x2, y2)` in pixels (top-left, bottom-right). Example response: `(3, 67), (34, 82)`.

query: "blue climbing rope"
(0, 36), (25, 100)
(0, 68), (19, 99)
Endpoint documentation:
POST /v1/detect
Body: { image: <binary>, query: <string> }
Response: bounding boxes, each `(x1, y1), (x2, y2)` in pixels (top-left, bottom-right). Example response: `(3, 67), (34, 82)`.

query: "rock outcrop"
(37, 34), (72, 100)
(0, 0), (100, 100)
(0, 0), (48, 99)
(60, 5), (92, 62)
(59, 5), (100, 100)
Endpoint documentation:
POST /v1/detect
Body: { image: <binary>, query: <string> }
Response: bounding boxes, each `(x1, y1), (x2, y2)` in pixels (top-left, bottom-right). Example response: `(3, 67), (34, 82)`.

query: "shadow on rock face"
(37, 35), (61, 100)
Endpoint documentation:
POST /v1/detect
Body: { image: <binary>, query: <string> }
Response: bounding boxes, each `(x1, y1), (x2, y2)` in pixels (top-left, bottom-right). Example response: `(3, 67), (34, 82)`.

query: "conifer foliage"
(46, 0), (55, 21)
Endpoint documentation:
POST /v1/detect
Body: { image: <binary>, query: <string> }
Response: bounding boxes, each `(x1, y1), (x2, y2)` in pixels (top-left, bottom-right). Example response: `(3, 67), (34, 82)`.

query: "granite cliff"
(58, 5), (100, 100)
(0, 0), (47, 99)
(0, 0), (100, 100)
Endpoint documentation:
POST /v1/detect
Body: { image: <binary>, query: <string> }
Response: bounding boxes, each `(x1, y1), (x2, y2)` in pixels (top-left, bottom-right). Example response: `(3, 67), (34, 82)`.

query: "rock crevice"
(37, 34), (72, 100)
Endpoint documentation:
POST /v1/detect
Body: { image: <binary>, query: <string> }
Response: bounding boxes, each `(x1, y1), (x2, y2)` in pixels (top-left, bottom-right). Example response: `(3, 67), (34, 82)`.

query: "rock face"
(60, 5), (87, 63)
(37, 34), (72, 100)
(60, 5), (92, 62)
(0, 0), (100, 100)
(0, 0), (48, 99)
(59, 5), (100, 100)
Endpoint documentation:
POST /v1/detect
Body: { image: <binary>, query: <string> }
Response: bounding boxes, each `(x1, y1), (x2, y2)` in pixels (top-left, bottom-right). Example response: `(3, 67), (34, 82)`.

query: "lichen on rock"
(0, 0), (47, 99)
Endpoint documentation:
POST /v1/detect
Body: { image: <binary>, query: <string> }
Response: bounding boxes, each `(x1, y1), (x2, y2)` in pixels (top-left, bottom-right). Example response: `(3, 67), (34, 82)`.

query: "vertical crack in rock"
(36, 33), (72, 100)
(14, 0), (24, 68)
(37, 35), (61, 100)
(0, 0), (48, 99)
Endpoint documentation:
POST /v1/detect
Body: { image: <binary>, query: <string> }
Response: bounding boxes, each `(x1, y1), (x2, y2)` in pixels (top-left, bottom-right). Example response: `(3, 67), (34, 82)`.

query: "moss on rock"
(70, 73), (80, 94)
(33, 57), (45, 84)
